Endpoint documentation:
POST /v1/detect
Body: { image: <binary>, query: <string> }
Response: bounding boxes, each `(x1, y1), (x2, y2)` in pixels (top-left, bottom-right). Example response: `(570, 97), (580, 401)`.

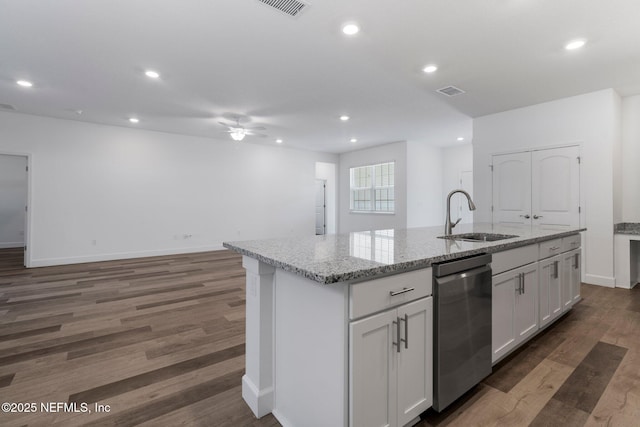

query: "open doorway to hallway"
(0, 154), (29, 267)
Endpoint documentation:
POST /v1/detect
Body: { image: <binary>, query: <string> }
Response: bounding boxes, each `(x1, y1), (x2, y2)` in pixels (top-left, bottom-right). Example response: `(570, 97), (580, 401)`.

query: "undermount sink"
(437, 232), (519, 242)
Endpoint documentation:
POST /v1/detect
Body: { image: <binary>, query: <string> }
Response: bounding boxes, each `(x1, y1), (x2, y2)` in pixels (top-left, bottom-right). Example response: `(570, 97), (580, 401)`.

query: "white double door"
(492, 146), (580, 227)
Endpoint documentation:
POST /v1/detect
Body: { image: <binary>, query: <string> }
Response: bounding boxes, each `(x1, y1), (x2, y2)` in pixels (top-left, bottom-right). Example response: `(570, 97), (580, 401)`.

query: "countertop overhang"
(223, 223), (586, 284)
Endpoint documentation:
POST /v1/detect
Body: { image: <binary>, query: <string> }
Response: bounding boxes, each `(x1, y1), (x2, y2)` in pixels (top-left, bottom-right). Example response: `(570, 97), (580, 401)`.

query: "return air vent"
(257, 0), (308, 17)
(0, 103), (16, 110)
(437, 86), (466, 97)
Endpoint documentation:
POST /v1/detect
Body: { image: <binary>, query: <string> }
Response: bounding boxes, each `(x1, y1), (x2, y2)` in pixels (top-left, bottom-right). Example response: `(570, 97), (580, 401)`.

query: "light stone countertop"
(223, 223), (585, 284)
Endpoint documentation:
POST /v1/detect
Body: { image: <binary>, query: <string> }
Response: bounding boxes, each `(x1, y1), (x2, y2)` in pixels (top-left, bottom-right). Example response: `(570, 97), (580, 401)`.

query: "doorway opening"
(315, 162), (337, 234)
(0, 153), (30, 267)
(315, 179), (326, 235)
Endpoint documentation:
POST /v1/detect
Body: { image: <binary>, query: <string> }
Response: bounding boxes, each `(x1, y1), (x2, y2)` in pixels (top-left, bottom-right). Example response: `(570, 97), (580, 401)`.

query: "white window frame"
(349, 161), (395, 214)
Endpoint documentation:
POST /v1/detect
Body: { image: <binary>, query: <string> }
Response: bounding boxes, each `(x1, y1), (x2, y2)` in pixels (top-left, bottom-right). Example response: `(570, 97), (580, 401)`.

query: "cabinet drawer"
(539, 238), (562, 259)
(491, 245), (538, 275)
(350, 268), (432, 320)
(562, 234), (581, 252)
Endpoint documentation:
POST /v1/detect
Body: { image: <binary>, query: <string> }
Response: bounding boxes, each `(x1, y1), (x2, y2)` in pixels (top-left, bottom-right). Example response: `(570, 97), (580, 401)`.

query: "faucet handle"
(452, 218), (462, 228)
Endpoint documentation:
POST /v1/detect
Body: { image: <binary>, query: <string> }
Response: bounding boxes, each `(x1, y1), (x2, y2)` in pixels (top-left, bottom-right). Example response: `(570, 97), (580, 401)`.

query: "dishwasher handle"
(433, 253), (492, 277)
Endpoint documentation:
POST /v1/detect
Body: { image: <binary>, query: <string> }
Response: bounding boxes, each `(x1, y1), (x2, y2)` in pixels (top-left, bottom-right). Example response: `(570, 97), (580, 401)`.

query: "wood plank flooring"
(1, 247), (639, 426)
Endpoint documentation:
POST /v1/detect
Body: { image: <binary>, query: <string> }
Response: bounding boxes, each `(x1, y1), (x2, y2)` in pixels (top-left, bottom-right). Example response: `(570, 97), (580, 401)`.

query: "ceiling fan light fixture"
(230, 128), (246, 141)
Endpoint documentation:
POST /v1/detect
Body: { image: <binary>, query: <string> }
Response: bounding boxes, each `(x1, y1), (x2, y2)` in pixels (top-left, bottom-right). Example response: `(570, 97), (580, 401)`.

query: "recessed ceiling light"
(457, 137), (464, 141)
(16, 80), (33, 87)
(342, 23), (360, 36)
(565, 39), (586, 50)
(129, 117), (139, 123)
(350, 138), (357, 143)
(276, 139), (283, 144)
(145, 70), (160, 79)
(340, 115), (350, 121)
(423, 65), (438, 73)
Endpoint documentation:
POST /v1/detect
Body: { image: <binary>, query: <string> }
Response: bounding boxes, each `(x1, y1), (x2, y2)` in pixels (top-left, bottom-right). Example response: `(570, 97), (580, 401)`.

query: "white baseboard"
(584, 273), (615, 288)
(242, 375), (274, 419)
(0, 242), (23, 249)
(29, 244), (226, 267)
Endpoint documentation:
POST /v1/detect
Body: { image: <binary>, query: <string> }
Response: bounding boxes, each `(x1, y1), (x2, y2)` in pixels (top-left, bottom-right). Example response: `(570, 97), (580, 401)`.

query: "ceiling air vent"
(0, 103), (16, 110)
(437, 86), (466, 97)
(257, 0), (308, 17)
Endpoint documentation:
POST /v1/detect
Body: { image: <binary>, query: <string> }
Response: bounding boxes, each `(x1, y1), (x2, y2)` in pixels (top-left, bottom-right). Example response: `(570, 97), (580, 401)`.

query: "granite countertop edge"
(614, 222), (640, 235)
(223, 228), (585, 285)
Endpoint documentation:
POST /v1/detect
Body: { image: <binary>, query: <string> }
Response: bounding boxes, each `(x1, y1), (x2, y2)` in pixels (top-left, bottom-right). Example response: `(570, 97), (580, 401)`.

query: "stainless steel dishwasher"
(432, 253), (492, 412)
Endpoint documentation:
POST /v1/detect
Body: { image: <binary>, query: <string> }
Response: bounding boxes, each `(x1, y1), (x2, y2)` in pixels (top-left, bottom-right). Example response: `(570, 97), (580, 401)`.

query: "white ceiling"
(1, 0), (639, 153)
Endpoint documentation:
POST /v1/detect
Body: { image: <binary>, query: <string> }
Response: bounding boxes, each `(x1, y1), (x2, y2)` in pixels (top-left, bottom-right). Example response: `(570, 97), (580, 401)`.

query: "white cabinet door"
(531, 146), (580, 228)
(350, 309), (397, 427)
(492, 269), (518, 362)
(539, 255), (562, 328)
(562, 249), (581, 310)
(571, 250), (581, 304)
(515, 263), (539, 342)
(397, 297), (433, 427)
(492, 263), (539, 363)
(492, 152), (532, 225)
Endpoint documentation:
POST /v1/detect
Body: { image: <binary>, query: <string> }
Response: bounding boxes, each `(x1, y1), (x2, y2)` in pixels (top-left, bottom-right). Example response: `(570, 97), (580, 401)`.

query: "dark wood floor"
(0, 247), (638, 426)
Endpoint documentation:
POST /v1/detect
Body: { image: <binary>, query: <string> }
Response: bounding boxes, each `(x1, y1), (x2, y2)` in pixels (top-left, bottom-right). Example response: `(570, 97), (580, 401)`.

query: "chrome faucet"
(445, 189), (476, 235)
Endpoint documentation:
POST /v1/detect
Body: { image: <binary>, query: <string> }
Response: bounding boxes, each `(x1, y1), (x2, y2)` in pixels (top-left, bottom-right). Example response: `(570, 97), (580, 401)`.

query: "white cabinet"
(562, 248), (581, 310)
(350, 297), (432, 427)
(539, 255), (562, 327)
(491, 263), (539, 363)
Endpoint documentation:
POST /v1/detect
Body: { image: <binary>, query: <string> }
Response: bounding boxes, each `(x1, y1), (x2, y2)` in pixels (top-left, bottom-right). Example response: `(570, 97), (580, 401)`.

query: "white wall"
(474, 89), (621, 287)
(622, 95), (640, 222)
(339, 142), (407, 233)
(0, 111), (337, 267)
(315, 162), (337, 234)
(0, 154), (27, 248)
(442, 144), (474, 225)
(406, 142), (443, 228)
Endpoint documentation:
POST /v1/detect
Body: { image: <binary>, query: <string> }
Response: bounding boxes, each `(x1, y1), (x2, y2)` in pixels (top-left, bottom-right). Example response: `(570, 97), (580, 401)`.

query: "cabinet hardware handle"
(400, 314), (409, 349)
(392, 317), (401, 353)
(574, 253), (579, 269)
(516, 273), (522, 294)
(522, 273), (526, 293)
(519, 214), (531, 219)
(390, 287), (415, 296)
(533, 215), (543, 219)
(549, 246), (560, 251)
(554, 260), (559, 279)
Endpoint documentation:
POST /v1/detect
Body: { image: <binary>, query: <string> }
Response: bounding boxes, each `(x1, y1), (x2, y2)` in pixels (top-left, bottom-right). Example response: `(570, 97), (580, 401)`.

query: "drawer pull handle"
(390, 287), (415, 296)
(549, 246), (560, 251)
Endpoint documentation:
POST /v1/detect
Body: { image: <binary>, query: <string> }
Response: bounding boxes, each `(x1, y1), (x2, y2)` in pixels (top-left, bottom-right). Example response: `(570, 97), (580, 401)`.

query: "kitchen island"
(223, 223), (584, 427)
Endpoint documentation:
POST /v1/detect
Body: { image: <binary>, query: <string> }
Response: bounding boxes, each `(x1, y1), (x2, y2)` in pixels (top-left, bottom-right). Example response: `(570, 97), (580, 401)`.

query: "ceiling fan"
(218, 118), (267, 141)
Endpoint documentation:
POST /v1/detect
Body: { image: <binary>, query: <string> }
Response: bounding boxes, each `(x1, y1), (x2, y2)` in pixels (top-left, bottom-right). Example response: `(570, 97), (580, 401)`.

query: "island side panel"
(242, 256), (276, 418)
(272, 269), (349, 427)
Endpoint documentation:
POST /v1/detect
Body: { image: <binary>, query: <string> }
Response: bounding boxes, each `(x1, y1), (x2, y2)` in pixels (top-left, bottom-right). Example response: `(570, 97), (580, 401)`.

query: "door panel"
(491, 270), (517, 362)
(515, 264), (539, 343)
(397, 297), (432, 426)
(531, 146), (580, 227)
(350, 309), (397, 427)
(539, 256), (562, 327)
(492, 152), (531, 225)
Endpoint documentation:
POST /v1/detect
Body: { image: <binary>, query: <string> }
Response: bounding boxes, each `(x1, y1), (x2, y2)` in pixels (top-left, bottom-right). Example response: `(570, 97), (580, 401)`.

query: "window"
(350, 161), (395, 213)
